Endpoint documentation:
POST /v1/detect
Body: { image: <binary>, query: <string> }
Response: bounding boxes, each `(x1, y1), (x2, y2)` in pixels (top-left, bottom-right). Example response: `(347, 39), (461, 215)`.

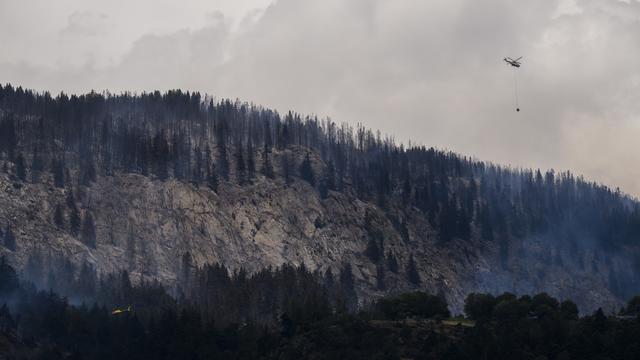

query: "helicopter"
(503, 56), (523, 112)
(503, 56), (522, 68)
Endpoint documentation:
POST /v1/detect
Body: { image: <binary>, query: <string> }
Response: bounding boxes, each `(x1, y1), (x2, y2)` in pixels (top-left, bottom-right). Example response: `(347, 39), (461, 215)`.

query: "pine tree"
(0, 304), (16, 332)
(236, 143), (246, 184)
(246, 140), (256, 181)
(365, 236), (381, 263)
(261, 142), (275, 179)
(1, 115), (17, 161)
(52, 159), (65, 188)
(264, 121), (273, 149)
(81, 212), (97, 248)
(282, 153), (293, 186)
(153, 130), (169, 180)
(323, 268), (335, 290)
(457, 207), (471, 241)
(76, 262), (97, 298)
(402, 178), (412, 205)
(318, 179), (329, 199)
(0, 256), (18, 294)
(276, 122), (290, 150)
(299, 153), (315, 186)
(376, 264), (386, 290)
(319, 161), (336, 199)
(69, 206), (81, 236)
(66, 188), (76, 208)
(387, 251), (399, 273)
(3, 226), (16, 251)
(172, 134), (186, 180)
(126, 226), (136, 270)
(80, 158), (97, 186)
(439, 200), (456, 243)
(31, 146), (44, 183)
(180, 252), (193, 286)
(14, 152), (26, 181)
(192, 146), (203, 185)
(218, 142), (230, 182)
(54, 203), (65, 229)
(406, 255), (420, 286)
(24, 252), (44, 286)
(339, 263), (357, 312)
(206, 161), (219, 193)
(376, 166), (391, 207)
(325, 161), (336, 191)
(137, 137), (150, 177)
(479, 204), (494, 241)
(499, 234), (509, 270)
(138, 237), (156, 277)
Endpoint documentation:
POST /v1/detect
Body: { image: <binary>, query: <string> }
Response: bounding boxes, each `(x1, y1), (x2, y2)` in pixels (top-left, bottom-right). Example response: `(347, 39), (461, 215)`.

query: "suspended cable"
(513, 67), (520, 112)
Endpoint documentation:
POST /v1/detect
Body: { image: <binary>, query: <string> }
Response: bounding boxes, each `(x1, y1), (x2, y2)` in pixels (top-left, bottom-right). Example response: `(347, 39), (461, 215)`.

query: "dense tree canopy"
(1, 259), (640, 359)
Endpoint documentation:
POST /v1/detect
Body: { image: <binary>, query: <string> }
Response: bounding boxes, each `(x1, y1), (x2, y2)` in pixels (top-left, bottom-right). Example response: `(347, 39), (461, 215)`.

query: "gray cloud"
(60, 11), (110, 37)
(1, 0), (640, 197)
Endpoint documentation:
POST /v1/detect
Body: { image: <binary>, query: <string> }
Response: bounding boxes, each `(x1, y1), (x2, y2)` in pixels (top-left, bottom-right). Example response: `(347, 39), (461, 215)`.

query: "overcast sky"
(1, 0), (640, 197)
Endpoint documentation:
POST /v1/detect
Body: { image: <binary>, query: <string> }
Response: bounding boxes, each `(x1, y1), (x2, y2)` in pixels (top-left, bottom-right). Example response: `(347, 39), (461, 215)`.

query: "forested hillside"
(1, 84), (640, 312)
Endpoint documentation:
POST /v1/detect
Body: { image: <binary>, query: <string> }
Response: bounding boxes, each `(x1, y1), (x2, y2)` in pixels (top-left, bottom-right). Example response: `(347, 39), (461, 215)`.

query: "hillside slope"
(1, 84), (639, 313)
(0, 147), (624, 313)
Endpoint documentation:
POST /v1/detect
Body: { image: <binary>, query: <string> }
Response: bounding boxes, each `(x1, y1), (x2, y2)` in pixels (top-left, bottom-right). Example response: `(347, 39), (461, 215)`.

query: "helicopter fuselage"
(504, 59), (520, 67)
(504, 57), (521, 67)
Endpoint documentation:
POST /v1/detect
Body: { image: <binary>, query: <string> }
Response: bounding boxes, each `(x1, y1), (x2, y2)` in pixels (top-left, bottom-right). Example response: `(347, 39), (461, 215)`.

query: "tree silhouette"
(3, 226), (16, 251)
(387, 252), (399, 273)
(247, 139), (256, 181)
(54, 203), (65, 229)
(282, 153), (293, 186)
(52, 158), (65, 188)
(82, 212), (97, 248)
(261, 143), (275, 179)
(236, 142), (246, 184)
(207, 160), (219, 193)
(31, 146), (44, 183)
(406, 256), (420, 286)
(299, 153), (315, 186)
(69, 206), (81, 236)
(14, 152), (26, 181)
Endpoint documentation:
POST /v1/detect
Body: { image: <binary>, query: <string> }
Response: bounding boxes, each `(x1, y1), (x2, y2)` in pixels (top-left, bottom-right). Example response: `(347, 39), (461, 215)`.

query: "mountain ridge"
(1, 84), (639, 313)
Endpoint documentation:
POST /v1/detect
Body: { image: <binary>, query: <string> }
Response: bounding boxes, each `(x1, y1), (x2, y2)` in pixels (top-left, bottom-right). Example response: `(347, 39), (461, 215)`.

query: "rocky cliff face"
(0, 146), (626, 314)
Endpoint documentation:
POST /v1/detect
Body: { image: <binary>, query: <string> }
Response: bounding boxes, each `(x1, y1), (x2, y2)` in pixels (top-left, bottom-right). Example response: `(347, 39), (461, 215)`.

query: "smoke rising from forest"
(1, 0), (640, 197)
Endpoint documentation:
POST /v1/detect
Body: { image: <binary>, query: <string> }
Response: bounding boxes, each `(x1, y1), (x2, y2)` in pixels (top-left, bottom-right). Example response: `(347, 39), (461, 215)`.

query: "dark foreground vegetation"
(2, 259), (640, 359)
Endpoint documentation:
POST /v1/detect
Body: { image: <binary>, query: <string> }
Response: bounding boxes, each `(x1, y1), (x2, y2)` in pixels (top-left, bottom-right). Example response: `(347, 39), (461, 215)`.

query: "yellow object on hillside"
(111, 305), (132, 315)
